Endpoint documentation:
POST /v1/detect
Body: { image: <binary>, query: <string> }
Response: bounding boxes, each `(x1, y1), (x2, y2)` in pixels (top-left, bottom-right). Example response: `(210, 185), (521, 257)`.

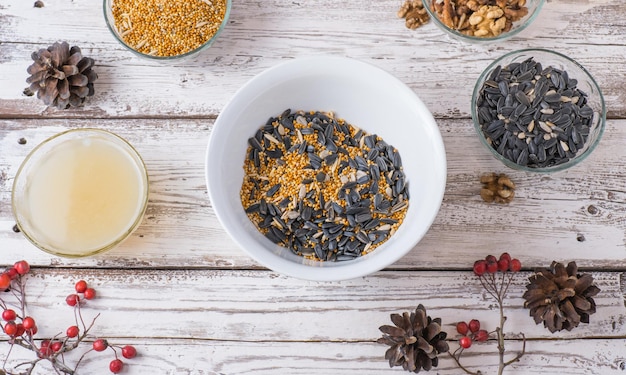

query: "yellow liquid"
(25, 136), (145, 255)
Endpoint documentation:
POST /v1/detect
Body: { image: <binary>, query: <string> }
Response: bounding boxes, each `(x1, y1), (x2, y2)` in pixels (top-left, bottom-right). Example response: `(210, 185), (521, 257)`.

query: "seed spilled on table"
(476, 57), (595, 168)
(240, 110), (410, 262)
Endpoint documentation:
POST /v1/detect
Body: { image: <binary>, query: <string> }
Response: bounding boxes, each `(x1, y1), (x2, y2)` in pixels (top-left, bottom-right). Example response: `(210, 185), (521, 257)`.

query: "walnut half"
(480, 173), (515, 203)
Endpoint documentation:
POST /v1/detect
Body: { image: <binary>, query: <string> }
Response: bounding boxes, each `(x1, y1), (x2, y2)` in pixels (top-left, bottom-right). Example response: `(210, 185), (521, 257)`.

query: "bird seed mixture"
(241, 110), (410, 262)
(111, 0), (227, 57)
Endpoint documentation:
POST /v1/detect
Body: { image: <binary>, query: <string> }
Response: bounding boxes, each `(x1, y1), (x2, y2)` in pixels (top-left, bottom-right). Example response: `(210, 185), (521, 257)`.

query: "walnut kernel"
(480, 173), (515, 204)
(398, 0), (430, 30)
(429, 0), (529, 38)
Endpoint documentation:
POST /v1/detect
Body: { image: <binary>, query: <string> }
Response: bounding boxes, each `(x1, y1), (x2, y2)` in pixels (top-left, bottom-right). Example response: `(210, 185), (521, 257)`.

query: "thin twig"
(503, 333), (526, 367)
(447, 350), (482, 375)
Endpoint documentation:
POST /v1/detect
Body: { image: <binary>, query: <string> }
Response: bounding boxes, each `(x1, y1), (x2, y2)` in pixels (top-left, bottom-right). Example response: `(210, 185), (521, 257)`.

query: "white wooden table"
(1, 0), (626, 373)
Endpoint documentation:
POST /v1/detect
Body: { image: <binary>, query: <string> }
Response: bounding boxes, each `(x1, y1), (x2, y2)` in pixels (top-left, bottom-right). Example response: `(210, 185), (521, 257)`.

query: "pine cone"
(26, 41), (97, 109)
(522, 261), (600, 333)
(377, 304), (449, 373)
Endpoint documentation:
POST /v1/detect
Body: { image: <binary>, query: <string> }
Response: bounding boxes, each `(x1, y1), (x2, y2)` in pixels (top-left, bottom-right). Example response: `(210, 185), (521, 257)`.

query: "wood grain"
(0, 0), (625, 119)
(0, 269), (625, 374)
(3, 339), (626, 374)
(2, 118), (626, 270)
(2, 0), (626, 373)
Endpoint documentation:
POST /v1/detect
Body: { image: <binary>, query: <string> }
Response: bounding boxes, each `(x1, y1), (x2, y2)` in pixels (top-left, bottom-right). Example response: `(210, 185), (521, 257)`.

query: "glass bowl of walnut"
(422, 0), (545, 42)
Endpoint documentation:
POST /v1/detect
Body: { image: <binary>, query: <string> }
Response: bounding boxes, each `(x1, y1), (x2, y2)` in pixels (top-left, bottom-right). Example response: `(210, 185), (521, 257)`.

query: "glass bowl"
(422, 0), (545, 43)
(12, 129), (149, 257)
(472, 48), (606, 173)
(103, 0), (231, 61)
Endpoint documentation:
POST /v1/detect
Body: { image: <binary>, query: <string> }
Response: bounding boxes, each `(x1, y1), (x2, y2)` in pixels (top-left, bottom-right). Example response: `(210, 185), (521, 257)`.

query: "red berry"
(121, 345), (137, 359)
(499, 252), (511, 262)
(485, 255), (497, 263)
(468, 319), (480, 333)
(38, 345), (52, 357)
(75, 280), (88, 293)
(2, 309), (16, 321)
(0, 273), (11, 290)
(22, 316), (35, 330)
(6, 268), (19, 280)
(4, 322), (17, 336)
(497, 258), (509, 272)
(459, 336), (472, 349)
(66, 294), (80, 306)
(50, 341), (63, 352)
(83, 288), (96, 300)
(510, 259), (522, 272)
(40, 339), (50, 348)
(456, 321), (469, 335)
(13, 260), (30, 275)
(15, 323), (25, 337)
(473, 260), (487, 276)
(474, 329), (489, 342)
(486, 261), (498, 273)
(27, 325), (38, 335)
(67, 325), (79, 338)
(93, 338), (108, 352)
(109, 359), (124, 374)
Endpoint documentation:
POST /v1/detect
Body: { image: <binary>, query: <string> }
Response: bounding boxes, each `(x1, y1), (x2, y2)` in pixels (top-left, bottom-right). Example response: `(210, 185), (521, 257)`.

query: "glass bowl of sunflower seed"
(422, 0), (545, 43)
(205, 56), (447, 281)
(103, 0), (231, 61)
(472, 48), (606, 172)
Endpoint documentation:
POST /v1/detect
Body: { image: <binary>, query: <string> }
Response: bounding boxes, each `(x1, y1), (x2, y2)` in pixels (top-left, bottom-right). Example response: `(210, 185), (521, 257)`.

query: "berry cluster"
(448, 253), (526, 374)
(473, 252), (521, 276)
(456, 319), (489, 349)
(0, 260), (138, 374)
(66, 279), (97, 306)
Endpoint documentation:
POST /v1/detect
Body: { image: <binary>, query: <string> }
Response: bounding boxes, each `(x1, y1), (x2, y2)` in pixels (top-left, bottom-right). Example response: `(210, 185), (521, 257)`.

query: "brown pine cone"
(523, 261), (600, 333)
(378, 304), (449, 372)
(26, 41), (97, 109)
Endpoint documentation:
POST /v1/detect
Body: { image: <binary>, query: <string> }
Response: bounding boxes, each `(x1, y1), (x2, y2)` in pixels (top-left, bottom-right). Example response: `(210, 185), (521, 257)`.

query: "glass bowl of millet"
(103, 0), (231, 60)
(472, 48), (606, 173)
(422, 0), (545, 43)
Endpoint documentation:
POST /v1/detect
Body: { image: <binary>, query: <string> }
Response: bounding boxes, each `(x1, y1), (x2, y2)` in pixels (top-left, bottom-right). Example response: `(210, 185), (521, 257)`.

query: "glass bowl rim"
(422, 0), (546, 43)
(11, 128), (150, 257)
(102, 0), (232, 61)
(471, 48), (607, 173)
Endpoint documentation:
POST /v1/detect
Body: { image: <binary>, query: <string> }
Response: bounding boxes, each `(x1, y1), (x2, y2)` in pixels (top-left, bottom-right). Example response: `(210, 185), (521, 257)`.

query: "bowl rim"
(11, 128), (150, 258)
(205, 55), (447, 281)
(471, 48), (607, 173)
(422, 0), (546, 43)
(102, 0), (232, 60)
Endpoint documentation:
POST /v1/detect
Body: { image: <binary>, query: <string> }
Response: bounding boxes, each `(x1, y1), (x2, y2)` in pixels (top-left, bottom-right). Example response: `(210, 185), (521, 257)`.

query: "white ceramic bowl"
(205, 56), (446, 281)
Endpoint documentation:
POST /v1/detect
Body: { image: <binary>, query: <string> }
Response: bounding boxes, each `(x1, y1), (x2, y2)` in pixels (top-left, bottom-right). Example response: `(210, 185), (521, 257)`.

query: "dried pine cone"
(378, 304), (449, 373)
(26, 41), (97, 109)
(523, 261), (600, 333)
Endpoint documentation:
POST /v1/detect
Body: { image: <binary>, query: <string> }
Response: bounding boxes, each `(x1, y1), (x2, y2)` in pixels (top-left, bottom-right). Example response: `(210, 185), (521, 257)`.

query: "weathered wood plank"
(0, 268), (625, 373)
(0, 269), (623, 342)
(0, 0), (624, 119)
(2, 118), (626, 270)
(1, 338), (626, 375)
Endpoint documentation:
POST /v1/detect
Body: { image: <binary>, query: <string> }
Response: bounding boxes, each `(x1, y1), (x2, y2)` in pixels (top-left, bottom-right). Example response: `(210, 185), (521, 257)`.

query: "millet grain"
(111, 0), (227, 57)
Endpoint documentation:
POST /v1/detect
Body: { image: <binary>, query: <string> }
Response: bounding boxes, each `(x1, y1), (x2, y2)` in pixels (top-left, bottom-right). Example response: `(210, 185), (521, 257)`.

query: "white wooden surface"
(1, 0), (626, 374)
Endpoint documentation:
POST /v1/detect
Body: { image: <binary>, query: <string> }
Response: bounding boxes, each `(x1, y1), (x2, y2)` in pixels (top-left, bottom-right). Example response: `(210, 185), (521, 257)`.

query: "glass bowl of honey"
(12, 129), (149, 257)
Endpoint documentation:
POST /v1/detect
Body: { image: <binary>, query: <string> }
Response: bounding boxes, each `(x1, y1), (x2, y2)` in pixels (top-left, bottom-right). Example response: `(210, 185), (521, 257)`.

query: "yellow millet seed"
(111, 0), (227, 57)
